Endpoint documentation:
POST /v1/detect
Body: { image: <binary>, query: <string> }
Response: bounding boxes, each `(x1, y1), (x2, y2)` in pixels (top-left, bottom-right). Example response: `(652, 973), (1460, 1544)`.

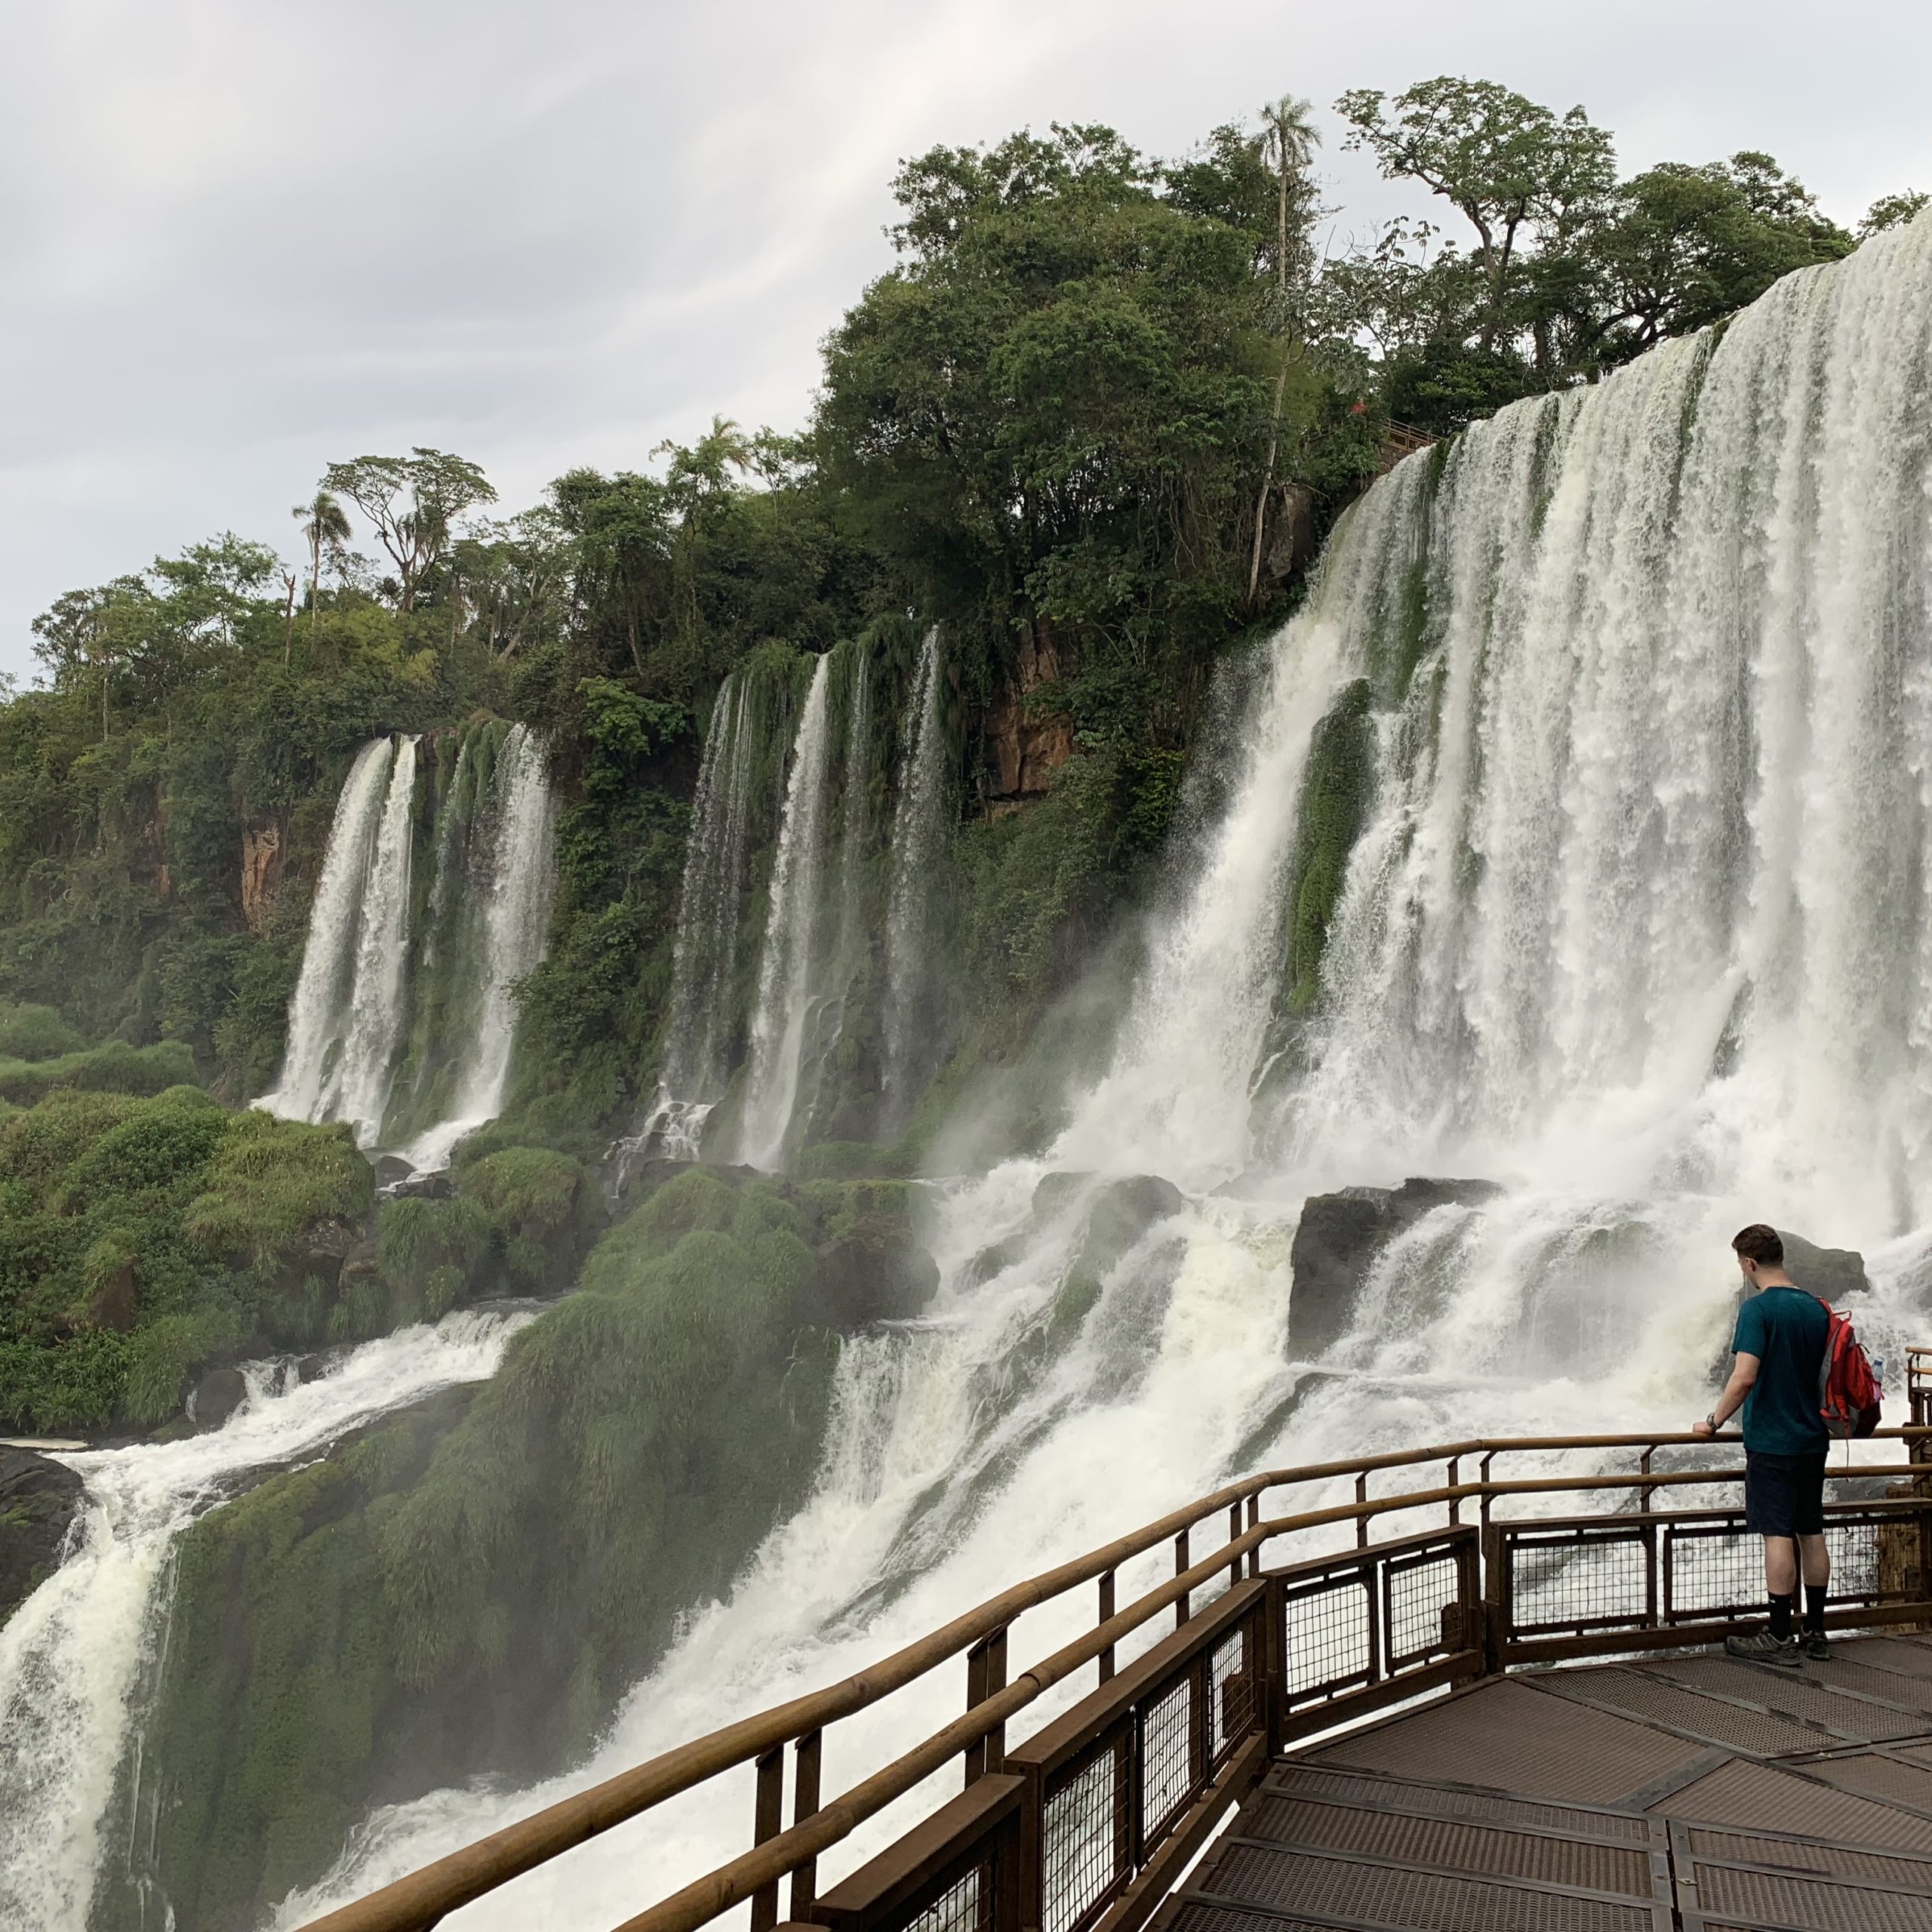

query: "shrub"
(0, 1002), (83, 1062)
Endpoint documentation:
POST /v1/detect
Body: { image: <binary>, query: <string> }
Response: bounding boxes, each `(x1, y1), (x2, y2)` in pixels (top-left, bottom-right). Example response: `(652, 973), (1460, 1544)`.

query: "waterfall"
(882, 627), (948, 1130)
(257, 737), (398, 1128)
(400, 726), (558, 1171)
(331, 734), (420, 1143)
(735, 652), (836, 1169)
(268, 220), (1932, 1927)
(260, 724), (557, 1168)
(638, 672), (762, 1161)
(0, 1313), (529, 1932)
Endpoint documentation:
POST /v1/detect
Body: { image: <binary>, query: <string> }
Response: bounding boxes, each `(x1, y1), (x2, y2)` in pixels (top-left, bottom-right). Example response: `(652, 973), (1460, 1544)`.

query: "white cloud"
(2, 0), (1927, 675)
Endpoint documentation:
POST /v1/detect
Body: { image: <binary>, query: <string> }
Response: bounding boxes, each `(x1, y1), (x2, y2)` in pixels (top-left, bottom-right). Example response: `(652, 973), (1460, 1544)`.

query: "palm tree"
(293, 490), (352, 643)
(1247, 96), (1322, 608)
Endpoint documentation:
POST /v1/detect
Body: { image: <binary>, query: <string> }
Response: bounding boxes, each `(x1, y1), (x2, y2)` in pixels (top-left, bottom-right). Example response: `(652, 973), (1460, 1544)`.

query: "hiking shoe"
(1726, 1629), (1802, 1669)
(1804, 1630), (1830, 1662)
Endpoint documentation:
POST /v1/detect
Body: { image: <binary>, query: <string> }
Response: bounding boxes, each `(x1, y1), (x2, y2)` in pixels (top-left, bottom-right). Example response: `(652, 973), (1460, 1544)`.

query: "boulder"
(0, 1449), (84, 1625)
(812, 1219), (941, 1328)
(1290, 1178), (1502, 1358)
(388, 1169), (455, 1201)
(371, 1155), (415, 1190)
(189, 1366), (249, 1432)
(299, 1217), (361, 1293)
(1779, 1231), (1869, 1304)
(86, 1257), (140, 1334)
(340, 1238), (382, 1284)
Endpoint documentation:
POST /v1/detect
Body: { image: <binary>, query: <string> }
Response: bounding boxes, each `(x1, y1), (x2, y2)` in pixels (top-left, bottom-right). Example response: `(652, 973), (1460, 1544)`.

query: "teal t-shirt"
(1733, 1284), (1830, 1454)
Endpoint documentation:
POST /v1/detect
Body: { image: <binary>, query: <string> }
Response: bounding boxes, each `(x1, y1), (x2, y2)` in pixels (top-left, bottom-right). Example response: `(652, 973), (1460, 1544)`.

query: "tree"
(1337, 77), (1615, 349)
(818, 120), (1273, 743)
(1246, 96), (1322, 605)
(1863, 190), (1930, 237)
(320, 451), (496, 611)
(451, 510), (572, 660)
(293, 489), (352, 645)
(1583, 155), (1852, 364)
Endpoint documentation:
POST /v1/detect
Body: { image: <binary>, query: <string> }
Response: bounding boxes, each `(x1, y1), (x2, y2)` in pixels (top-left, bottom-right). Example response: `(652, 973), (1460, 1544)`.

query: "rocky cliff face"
(983, 624), (1075, 812)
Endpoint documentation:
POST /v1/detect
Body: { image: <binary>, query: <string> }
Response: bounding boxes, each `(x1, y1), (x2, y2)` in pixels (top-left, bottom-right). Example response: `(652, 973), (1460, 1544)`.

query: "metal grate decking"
(1156, 1633), (1932, 1932)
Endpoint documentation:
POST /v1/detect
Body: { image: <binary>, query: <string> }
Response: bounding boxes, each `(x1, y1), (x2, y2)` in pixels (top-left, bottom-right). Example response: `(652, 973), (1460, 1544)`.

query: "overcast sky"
(2, 0), (1926, 679)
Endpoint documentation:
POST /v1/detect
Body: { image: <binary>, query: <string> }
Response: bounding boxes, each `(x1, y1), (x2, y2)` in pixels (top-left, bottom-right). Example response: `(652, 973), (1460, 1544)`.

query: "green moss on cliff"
(1283, 678), (1377, 1014)
(129, 1170), (935, 1932)
(0, 1087), (373, 1430)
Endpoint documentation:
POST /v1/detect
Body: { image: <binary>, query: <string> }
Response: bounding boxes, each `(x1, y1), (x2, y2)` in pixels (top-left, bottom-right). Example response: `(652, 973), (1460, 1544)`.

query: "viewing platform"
(303, 1360), (1932, 1932)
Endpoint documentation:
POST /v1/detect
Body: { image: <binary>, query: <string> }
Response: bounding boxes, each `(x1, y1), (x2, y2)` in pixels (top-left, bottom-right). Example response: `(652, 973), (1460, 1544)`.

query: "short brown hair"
(1732, 1223), (1784, 1266)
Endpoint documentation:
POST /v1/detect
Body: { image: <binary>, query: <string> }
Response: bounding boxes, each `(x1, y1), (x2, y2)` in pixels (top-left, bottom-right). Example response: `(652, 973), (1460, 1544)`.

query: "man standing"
(1691, 1225), (1831, 1666)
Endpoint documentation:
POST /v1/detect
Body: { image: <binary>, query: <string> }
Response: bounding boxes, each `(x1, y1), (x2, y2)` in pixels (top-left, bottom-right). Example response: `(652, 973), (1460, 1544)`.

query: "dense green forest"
(0, 76), (1918, 1436)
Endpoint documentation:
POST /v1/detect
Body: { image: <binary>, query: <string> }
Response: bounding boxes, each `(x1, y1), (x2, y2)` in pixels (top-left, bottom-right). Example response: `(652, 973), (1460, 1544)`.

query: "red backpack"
(1818, 1306), (1883, 1438)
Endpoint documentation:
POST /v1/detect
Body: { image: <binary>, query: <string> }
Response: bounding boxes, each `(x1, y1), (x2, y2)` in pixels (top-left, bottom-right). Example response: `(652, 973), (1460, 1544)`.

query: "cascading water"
(638, 672), (763, 1160)
(330, 734), (420, 1143)
(400, 725), (558, 1170)
(260, 724), (557, 1167)
(0, 1312), (529, 1932)
(257, 737), (403, 1134)
(734, 651), (840, 1170)
(277, 217), (1932, 1926)
(881, 627), (948, 1129)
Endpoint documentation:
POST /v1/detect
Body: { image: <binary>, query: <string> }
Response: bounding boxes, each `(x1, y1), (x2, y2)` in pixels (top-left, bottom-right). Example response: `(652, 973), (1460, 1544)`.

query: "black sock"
(1805, 1584), (1829, 1636)
(1768, 1592), (1795, 1639)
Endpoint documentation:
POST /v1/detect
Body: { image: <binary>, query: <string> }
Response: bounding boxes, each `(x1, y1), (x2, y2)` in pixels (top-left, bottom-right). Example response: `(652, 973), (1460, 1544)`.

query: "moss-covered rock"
(0, 1446), (82, 1625)
(0, 1088), (377, 1432)
(122, 1165), (939, 1932)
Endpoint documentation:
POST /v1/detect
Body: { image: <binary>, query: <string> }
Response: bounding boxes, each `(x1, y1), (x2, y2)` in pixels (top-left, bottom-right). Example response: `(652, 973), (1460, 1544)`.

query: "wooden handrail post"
(1447, 1457), (1460, 1527)
(1355, 1472), (1369, 1549)
(1174, 1528), (1191, 1628)
(1481, 1519), (1506, 1677)
(749, 1749), (783, 1932)
(1245, 1494), (1261, 1578)
(1097, 1571), (1116, 1682)
(788, 1730), (822, 1921)
(964, 1628), (1008, 1785)
(1227, 1502), (1242, 1586)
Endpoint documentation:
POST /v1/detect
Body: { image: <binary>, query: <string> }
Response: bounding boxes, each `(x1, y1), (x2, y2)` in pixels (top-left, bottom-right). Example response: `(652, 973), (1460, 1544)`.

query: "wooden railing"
(300, 1428), (1932, 1932)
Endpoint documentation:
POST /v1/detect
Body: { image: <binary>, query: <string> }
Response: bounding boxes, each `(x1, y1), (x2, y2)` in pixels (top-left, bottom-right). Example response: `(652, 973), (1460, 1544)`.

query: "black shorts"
(1745, 1449), (1827, 1536)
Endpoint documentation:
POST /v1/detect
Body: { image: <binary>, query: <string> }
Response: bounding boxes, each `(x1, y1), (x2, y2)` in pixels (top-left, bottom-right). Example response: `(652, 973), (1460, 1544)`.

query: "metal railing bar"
(604, 1528), (1282, 1932)
(299, 1429), (1932, 1932)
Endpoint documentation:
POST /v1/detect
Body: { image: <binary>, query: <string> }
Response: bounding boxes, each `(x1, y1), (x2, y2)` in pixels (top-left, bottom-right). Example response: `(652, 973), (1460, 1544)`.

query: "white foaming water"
(642, 675), (761, 1152)
(330, 734), (420, 1143)
(286, 221), (1932, 1923)
(259, 735), (420, 1147)
(258, 738), (397, 1126)
(882, 627), (947, 1129)
(402, 725), (559, 1171)
(0, 1311), (528, 1932)
(737, 652), (835, 1169)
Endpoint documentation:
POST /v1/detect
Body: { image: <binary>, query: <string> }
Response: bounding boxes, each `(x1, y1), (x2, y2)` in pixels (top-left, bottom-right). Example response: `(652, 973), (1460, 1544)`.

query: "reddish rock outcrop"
(983, 624), (1075, 808)
(241, 822), (284, 931)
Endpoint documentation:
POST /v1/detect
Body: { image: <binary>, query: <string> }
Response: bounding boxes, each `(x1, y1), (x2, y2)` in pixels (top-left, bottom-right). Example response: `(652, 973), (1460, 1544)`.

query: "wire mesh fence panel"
(1506, 1526), (1649, 1635)
(1208, 1623), (1254, 1767)
(899, 1863), (987, 1932)
(1139, 1669), (1200, 1844)
(1665, 1519), (1761, 1621)
(1282, 1572), (1374, 1702)
(1827, 1515), (1881, 1602)
(1383, 1545), (1462, 1669)
(1042, 1736), (1128, 1932)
